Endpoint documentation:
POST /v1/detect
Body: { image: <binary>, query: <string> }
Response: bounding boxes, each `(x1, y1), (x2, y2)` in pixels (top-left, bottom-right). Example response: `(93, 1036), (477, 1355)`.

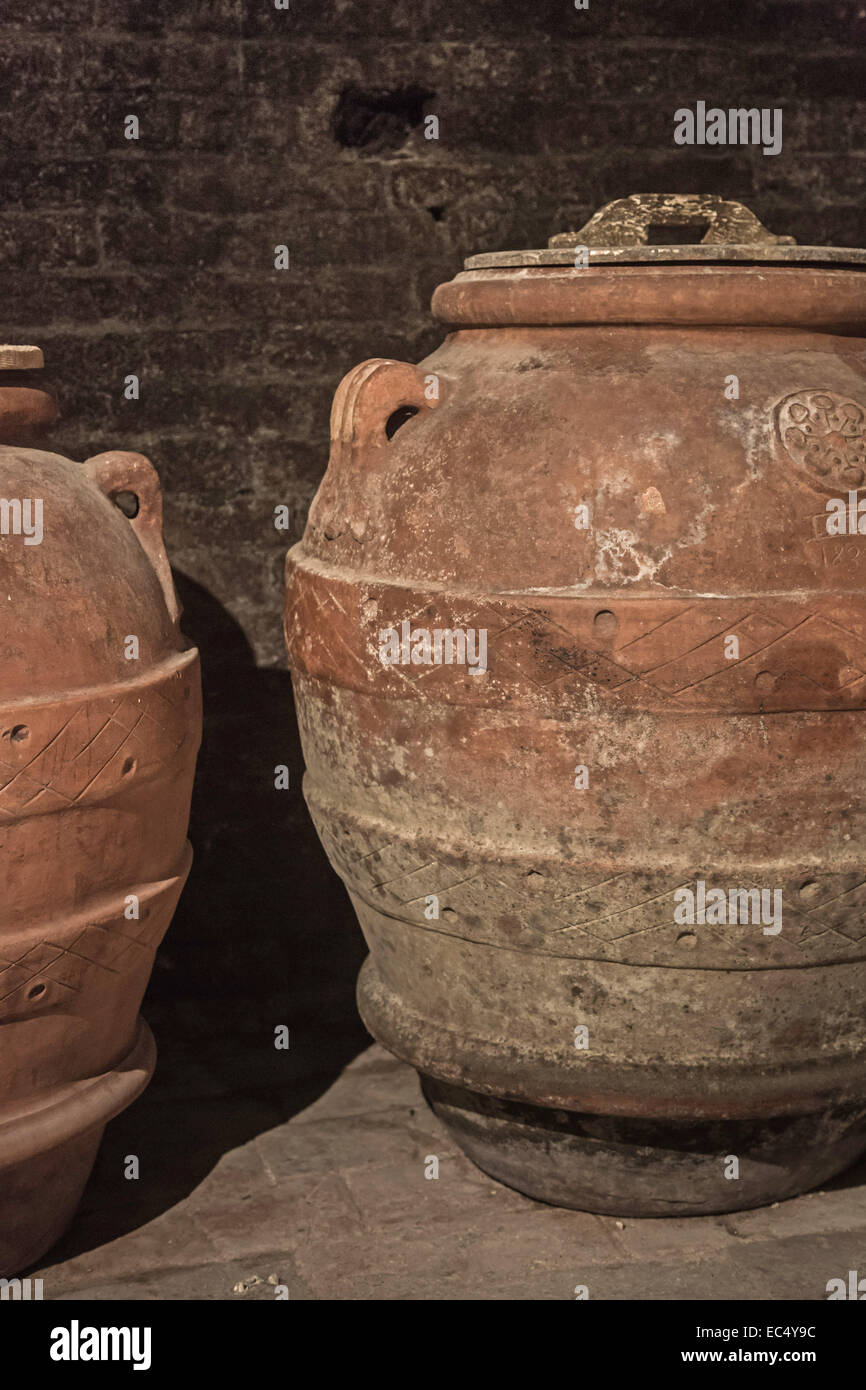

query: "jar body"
(0, 442), (201, 1271)
(287, 300), (866, 1213)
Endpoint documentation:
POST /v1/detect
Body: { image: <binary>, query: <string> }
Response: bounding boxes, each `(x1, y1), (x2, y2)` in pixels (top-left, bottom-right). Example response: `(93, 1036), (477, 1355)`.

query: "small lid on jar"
(0, 343), (44, 366)
(0, 344), (44, 368)
(464, 194), (866, 269)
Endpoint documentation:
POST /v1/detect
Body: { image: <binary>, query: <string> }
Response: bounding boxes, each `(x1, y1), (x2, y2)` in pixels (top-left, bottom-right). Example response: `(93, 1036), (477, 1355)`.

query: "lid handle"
(550, 194), (796, 249)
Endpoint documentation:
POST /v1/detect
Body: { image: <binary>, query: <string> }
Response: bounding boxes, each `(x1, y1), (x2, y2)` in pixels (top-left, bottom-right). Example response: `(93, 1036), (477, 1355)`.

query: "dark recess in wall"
(333, 84), (435, 151)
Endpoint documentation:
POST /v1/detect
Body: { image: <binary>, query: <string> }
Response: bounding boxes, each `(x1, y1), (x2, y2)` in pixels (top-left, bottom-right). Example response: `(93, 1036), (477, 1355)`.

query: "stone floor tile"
(462, 1207), (625, 1277)
(33, 1208), (220, 1296)
(183, 1168), (365, 1259)
(722, 1183), (866, 1242)
(293, 1229), (470, 1300)
(291, 1048), (426, 1124)
(603, 1211), (737, 1261)
(254, 1109), (436, 1179)
(340, 1153), (532, 1233)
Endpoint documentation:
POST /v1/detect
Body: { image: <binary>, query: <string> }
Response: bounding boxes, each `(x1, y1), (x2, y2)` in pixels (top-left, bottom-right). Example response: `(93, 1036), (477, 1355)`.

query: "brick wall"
(2, 0), (863, 1009)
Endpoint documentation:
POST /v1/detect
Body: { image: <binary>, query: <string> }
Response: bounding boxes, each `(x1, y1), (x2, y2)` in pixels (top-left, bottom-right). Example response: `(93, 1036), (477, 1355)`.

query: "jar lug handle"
(83, 450), (181, 625)
(331, 357), (434, 468)
(308, 358), (437, 544)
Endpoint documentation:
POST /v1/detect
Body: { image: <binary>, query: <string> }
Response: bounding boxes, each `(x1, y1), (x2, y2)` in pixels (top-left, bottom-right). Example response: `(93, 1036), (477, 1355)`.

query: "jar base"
(0, 1016), (156, 1276)
(421, 1074), (866, 1217)
(0, 1127), (107, 1278)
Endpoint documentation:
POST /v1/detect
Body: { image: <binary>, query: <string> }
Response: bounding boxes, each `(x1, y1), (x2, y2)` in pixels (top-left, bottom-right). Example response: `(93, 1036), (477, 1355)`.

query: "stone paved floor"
(31, 1004), (866, 1301)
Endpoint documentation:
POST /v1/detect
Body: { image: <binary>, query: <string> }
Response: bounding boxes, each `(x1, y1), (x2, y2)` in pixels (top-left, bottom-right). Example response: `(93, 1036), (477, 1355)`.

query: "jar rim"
(465, 245), (866, 270)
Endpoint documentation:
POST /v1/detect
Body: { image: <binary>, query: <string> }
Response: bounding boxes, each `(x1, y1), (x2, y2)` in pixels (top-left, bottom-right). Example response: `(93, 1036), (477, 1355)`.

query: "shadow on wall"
(37, 569), (370, 1267)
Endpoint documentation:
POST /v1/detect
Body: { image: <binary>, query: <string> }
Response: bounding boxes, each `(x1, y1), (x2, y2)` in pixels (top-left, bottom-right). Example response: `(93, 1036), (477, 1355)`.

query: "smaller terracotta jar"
(0, 347), (201, 1274)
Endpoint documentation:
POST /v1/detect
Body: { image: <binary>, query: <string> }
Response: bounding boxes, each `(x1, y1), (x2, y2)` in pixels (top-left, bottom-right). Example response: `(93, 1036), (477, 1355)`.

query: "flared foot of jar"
(421, 1075), (866, 1217)
(0, 1126), (106, 1277)
(0, 1017), (156, 1275)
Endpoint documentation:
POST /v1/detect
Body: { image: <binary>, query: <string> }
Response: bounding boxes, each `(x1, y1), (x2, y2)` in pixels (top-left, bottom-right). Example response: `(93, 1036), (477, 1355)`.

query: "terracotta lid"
(464, 194), (866, 269)
(433, 194), (866, 329)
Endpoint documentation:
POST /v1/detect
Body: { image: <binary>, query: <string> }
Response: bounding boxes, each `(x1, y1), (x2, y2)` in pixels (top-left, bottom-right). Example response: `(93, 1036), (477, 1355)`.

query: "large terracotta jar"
(0, 347), (201, 1273)
(286, 196), (866, 1215)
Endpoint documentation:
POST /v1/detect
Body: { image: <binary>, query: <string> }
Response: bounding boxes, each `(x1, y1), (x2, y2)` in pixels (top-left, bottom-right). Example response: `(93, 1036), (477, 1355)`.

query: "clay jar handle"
(330, 358), (434, 469)
(313, 358), (436, 543)
(83, 450), (181, 625)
